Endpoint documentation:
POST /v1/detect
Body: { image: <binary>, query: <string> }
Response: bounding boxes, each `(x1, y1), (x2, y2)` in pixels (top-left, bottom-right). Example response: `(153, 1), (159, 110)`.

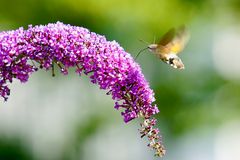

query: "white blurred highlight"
(0, 72), (115, 160)
(213, 27), (240, 80)
(214, 121), (240, 160)
(82, 123), (152, 160)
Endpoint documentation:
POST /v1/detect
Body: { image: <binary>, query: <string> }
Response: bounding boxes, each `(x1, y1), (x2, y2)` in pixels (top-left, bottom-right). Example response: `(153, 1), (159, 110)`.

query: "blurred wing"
(158, 28), (176, 46)
(167, 25), (190, 54)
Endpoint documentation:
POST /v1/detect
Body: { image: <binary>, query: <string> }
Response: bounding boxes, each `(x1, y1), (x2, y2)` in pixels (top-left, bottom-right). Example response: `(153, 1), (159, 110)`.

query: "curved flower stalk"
(0, 22), (165, 156)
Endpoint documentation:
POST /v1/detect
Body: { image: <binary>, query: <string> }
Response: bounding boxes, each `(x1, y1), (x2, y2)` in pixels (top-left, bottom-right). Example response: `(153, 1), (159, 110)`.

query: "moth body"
(148, 44), (184, 69)
(147, 26), (189, 69)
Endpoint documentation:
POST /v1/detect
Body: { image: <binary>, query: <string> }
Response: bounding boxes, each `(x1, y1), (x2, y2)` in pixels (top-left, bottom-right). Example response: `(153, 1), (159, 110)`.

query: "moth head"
(148, 44), (158, 53)
(165, 53), (185, 69)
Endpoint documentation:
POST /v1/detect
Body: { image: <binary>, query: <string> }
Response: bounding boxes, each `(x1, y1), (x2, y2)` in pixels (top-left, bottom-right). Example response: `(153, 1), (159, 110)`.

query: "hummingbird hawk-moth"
(136, 26), (190, 69)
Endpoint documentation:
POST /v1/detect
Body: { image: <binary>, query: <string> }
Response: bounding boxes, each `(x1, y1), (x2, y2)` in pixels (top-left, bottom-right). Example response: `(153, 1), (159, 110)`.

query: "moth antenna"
(135, 47), (148, 60)
(153, 35), (156, 44)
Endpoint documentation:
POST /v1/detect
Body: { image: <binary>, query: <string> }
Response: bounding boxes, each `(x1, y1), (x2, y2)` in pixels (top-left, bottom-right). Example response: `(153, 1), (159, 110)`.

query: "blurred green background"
(1, 0), (240, 160)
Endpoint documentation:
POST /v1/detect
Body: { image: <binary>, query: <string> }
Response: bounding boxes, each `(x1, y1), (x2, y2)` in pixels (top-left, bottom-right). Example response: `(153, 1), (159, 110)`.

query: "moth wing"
(158, 28), (176, 46)
(166, 25), (190, 54)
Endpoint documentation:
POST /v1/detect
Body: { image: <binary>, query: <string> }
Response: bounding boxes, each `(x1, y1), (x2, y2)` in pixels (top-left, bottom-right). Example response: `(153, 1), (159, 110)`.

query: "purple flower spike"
(0, 22), (165, 157)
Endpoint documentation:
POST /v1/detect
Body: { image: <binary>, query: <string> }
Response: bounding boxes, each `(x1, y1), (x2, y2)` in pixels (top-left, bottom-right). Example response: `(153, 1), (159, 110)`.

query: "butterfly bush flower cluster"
(0, 22), (165, 156)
